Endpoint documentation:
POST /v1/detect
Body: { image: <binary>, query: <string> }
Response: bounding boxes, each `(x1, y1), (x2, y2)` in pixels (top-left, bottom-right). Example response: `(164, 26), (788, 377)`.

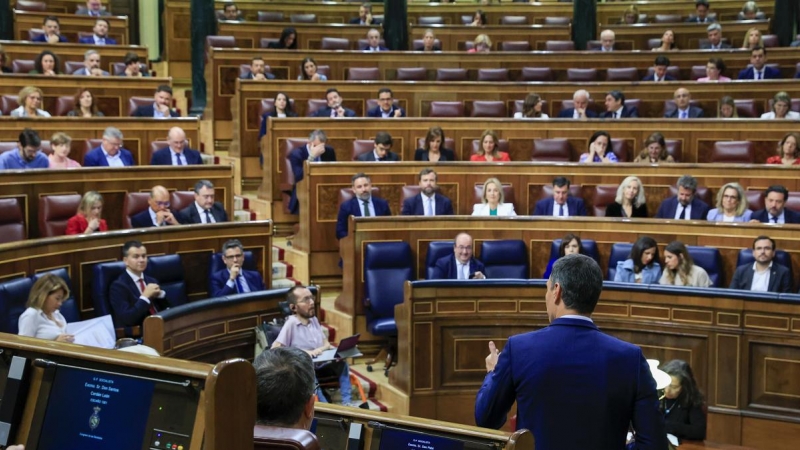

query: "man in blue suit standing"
(210, 239), (265, 297)
(150, 127), (202, 165)
(655, 175), (710, 220)
(532, 177), (587, 217)
(737, 47), (781, 80)
(336, 173), (391, 240)
(78, 19), (117, 45)
(366, 88), (406, 118)
(475, 254), (667, 449)
(288, 129), (337, 214)
(83, 127), (135, 167)
(401, 168), (454, 216)
(432, 233), (486, 280)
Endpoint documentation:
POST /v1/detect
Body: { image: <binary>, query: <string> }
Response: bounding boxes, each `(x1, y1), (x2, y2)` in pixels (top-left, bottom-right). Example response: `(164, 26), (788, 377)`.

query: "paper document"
(667, 434), (680, 447)
(66, 315), (116, 349)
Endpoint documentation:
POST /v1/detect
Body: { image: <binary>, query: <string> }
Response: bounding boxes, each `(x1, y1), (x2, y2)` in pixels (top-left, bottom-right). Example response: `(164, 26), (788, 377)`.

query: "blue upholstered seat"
(0, 277), (34, 334)
(146, 255), (188, 307)
(607, 243), (634, 281)
(425, 241), (453, 280)
(364, 242), (414, 336)
(549, 239), (600, 264)
(686, 246), (723, 288)
(480, 240), (529, 279)
(736, 248), (794, 290)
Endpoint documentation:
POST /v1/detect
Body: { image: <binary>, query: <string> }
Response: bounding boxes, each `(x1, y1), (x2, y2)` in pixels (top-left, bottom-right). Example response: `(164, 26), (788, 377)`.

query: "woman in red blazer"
(470, 130), (511, 162)
(65, 191), (108, 235)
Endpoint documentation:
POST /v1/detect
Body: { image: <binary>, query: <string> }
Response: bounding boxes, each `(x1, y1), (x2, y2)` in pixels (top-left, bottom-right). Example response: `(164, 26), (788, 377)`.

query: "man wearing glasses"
(432, 232), (486, 280)
(210, 239), (266, 297)
(130, 185), (181, 228)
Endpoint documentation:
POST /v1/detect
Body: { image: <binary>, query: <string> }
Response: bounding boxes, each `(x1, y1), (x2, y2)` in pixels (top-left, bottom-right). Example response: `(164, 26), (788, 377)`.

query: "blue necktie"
(559, 204), (564, 216)
(176, 153), (183, 165)
(235, 276), (244, 293)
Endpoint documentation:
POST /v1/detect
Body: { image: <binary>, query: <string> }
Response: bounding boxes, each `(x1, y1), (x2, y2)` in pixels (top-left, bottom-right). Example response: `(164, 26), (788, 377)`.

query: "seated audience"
(514, 93), (548, 119)
(48, 132), (81, 168)
(652, 29), (679, 51)
(686, 0), (714, 23)
(620, 5), (640, 24)
(558, 89), (597, 119)
(766, 132), (800, 165)
(532, 176), (586, 217)
(717, 96), (738, 118)
(30, 50), (61, 75)
(471, 130), (510, 162)
(336, 173), (391, 240)
(579, 131), (617, 163)
(11, 86), (51, 118)
(367, 88), (406, 118)
(414, 126), (455, 162)
(642, 55), (675, 82)
(0, 45), (9, 73)
(666, 88), (704, 119)
(179, 179), (228, 224)
(288, 129), (336, 214)
(421, 28), (441, 51)
(131, 185), (180, 228)
(18, 273), (74, 342)
(432, 233), (486, 280)
(72, 50), (109, 76)
(151, 127), (202, 165)
(268, 27), (298, 49)
(260, 92), (298, 139)
(78, 18), (116, 45)
(740, 1), (760, 20)
(740, 27), (763, 50)
(660, 360), (707, 441)
(67, 89), (104, 117)
(543, 233), (585, 279)
(132, 85), (179, 117)
(350, 2), (379, 25)
(698, 58), (730, 82)
(602, 90), (639, 119)
(469, 9), (487, 26)
(750, 185), (800, 224)
(701, 23), (730, 50)
(614, 236), (661, 284)
(66, 191), (107, 234)
(33, 16), (69, 43)
(606, 176), (648, 218)
(110, 240), (170, 327)
(730, 236), (791, 293)
(0, 128), (49, 170)
(707, 182), (752, 222)
(633, 132), (675, 163)
(598, 29), (615, 51)
(121, 52), (149, 77)
(241, 56), (275, 80)
(401, 168), (454, 216)
(738, 46), (779, 80)
(221, 2), (242, 21)
(78, 0), (110, 17)
(468, 34), (491, 53)
(298, 57), (327, 81)
(357, 131), (399, 162)
(253, 346), (316, 429)
(472, 177), (516, 216)
(363, 28), (388, 51)
(660, 241), (711, 287)
(211, 239), (265, 297)
(83, 127), (134, 167)
(761, 92), (800, 119)
(313, 88), (356, 118)
(655, 175), (710, 220)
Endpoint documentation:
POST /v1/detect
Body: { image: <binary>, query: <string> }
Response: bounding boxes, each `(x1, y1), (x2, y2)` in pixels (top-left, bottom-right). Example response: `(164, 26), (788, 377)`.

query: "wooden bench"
(13, 10), (129, 45)
(10, 0), (111, 14)
(603, 19), (769, 50)
(0, 40), (149, 75)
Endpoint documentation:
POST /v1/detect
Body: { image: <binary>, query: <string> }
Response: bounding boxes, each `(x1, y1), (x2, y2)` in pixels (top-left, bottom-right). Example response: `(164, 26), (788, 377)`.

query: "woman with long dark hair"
(660, 359), (707, 441)
(543, 233), (585, 279)
(614, 236), (660, 284)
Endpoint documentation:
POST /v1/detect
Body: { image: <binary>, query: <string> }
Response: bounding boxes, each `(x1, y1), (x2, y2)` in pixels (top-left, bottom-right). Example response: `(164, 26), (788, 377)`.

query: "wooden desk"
(0, 40), (149, 74)
(10, 0), (111, 14)
(13, 10), (129, 45)
(605, 20), (769, 50)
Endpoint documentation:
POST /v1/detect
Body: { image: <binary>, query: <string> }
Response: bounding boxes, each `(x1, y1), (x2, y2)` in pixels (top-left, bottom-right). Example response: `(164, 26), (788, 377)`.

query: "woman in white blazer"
(472, 177), (516, 216)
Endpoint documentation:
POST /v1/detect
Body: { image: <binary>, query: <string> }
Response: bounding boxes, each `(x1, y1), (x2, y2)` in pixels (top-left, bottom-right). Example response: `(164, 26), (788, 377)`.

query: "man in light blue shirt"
(0, 129), (49, 169)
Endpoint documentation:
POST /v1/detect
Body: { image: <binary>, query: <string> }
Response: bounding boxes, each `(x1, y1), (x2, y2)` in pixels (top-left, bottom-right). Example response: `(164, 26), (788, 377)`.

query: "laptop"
(314, 334), (362, 362)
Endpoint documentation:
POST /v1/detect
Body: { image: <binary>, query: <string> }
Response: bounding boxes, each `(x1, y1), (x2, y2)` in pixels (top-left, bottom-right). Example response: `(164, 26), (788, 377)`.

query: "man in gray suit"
(729, 236), (792, 293)
(72, 50), (109, 76)
(700, 23), (731, 50)
(76, 0), (111, 16)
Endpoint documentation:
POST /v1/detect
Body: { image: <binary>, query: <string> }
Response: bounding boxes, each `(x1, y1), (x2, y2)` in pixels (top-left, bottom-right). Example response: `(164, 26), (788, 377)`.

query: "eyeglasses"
(223, 253), (244, 260)
(155, 201), (171, 207)
(297, 297), (315, 304)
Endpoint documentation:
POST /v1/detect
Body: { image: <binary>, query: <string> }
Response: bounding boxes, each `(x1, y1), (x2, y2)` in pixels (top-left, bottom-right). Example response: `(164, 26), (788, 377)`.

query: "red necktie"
(139, 278), (158, 315)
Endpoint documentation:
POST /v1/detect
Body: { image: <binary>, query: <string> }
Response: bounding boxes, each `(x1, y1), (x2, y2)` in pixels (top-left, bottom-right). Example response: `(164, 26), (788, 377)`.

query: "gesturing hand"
(485, 341), (500, 373)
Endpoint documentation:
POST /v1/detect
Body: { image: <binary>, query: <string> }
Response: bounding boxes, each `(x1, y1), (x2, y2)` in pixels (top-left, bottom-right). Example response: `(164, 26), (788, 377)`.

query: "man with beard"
(0, 128), (49, 169)
(401, 168), (453, 216)
(655, 175), (710, 220)
(336, 173), (391, 240)
(210, 239), (265, 297)
(751, 185), (800, 224)
(78, 18), (117, 45)
(729, 236), (792, 293)
(272, 286), (356, 406)
(312, 88), (356, 118)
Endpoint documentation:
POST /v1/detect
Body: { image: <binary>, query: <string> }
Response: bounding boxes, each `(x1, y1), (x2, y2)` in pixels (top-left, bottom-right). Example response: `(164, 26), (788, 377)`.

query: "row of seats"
(13, 0), (111, 15)
(7, 58), (140, 77)
(0, 95), (169, 117)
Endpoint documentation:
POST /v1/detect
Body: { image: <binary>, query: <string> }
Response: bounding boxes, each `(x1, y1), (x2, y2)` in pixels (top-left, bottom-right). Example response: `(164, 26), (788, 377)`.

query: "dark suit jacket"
(361, 45), (389, 51)
(729, 262), (792, 293)
(210, 269), (266, 297)
(32, 34), (68, 43)
(664, 106), (704, 118)
(751, 208), (800, 224)
(475, 318), (667, 449)
(130, 209), (158, 228)
(178, 202), (228, 224)
(288, 144), (337, 214)
(312, 106), (356, 118)
(109, 273), (169, 327)
(641, 73), (677, 81)
(532, 197), (587, 216)
(150, 147), (202, 165)
(239, 71), (276, 80)
(432, 254), (485, 280)
(737, 66), (781, 80)
(414, 148), (456, 161)
(606, 202), (649, 218)
(685, 17), (715, 23)
(349, 17), (382, 25)
(655, 196), (710, 220)
(356, 151), (400, 162)
(259, 110), (299, 139)
(83, 146), (135, 167)
(602, 105), (639, 118)
(699, 42), (731, 50)
(366, 105), (406, 118)
(557, 108), (598, 118)
(132, 104), (180, 118)
(336, 196), (391, 239)
(78, 36), (118, 45)
(401, 193), (454, 216)
(72, 67), (110, 76)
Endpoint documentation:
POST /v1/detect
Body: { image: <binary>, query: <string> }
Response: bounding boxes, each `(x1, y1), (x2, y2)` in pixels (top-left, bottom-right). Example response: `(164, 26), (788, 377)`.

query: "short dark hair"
(96, 18), (110, 27)
(254, 347), (315, 427)
(156, 85), (173, 95)
(695, 0), (709, 8)
(250, 56), (264, 64)
(630, 236), (659, 273)
(418, 167), (436, 182)
(660, 359), (704, 409)
(18, 128), (41, 148)
(607, 90), (625, 105)
(549, 254), (603, 315)
(558, 234), (585, 258)
(222, 239), (243, 254)
(552, 176), (571, 188)
(43, 16), (60, 25)
(352, 172), (370, 185)
(224, 3), (238, 12)
(377, 87), (393, 97)
(194, 179), (214, 193)
(753, 235), (776, 250)
(751, 45), (766, 56)
(677, 175), (698, 192)
(123, 52), (140, 66)
(375, 131), (393, 146)
(122, 240), (144, 258)
(765, 185), (789, 201)
(654, 55), (670, 66)
(325, 88), (340, 97)
(285, 285), (307, 306)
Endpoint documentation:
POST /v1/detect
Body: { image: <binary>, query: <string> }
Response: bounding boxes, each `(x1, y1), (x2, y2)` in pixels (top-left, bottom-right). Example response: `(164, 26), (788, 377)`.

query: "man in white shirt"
(729, 236), (792, 293)
(432, 233), (486, 280)
(109, 240), (169, 327)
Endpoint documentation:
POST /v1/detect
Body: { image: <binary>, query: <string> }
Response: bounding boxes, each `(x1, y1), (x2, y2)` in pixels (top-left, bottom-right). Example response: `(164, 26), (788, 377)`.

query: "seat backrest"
(513, 100), (548, 115)
(65, 61), (87, 75)
(532, 138), (571, 162)
(11, 59), (34, 74)
(665, 139), (682, 162)
(520, 67), (553, 81)
(500, 41), (531, 52)
(15, 0), (46, 11)
(745, 190), (764, 212)
(260, 38), (279, 48)
(663, 99), (701, 117)
(471, 139), (509, 155)
(92, 261), (127, 320)
(592, 185), (618, 216)
(549, 239), (600, 265)
(171, 190), (195, 213)
(352, 140), (375, 160)
(412, 39), (441, 51)
(429, 101), (464, 117)
(124, 192), (151, 228)
(27, 29), (44, 41)
(396, 67), (427, 81)
(607, 243), (634, 281)
(737, 248), (794, 289)
(145, 254), (187, 307)
(436, 68), (467, 82)
(254, 425), (321, 450)
(207, 251), (257, 295)
(668, 185), (712, 206)
(690, 65), (706, 81)
(54, 96), (75, 117)
(290, 14), (316, 23)
(0, 277), (34, 334)
(31, 268), (80, 323)
(257, 11), (284, 22)
(321, 37), (350, 50)
(687, 246), (723, 287)
(734, 99), (758, 118)
(206, 35), (236, 48)
(316, 65), (330, 78)
(646, 38), (663, 50)
(470, 100), (507, 118)
(762, 34), (779, 48)
(347, 67), (380, 81)
(480, 240), (529, 279)
(473, 183), (515, 205)
(417, 16), (444, 25)
(416, 137), (455, 153)
(566, 68), (597, 81)
(606, 67), (639, 82)
(305, 99), (328, 117)
(339, 187), (381, 208)
(610, 138), (629, 162)
(545, 40), (575, 51)
(655, 14), (683, 23)
(477, 68), (508, 82)
(425, 241), (454, 279)
(357, 38), (386, 50)
(711, 141), (754, 164)
(1, 95), (20, 115)
(364, 242), (414, 321)
(645, 65), (681, 80)
(501, 15), (528, 25)
(39, 194), (81, 238)
(537, 184), (582, 202)
(128, 96), (153, 116)
(543, 16), (571, 25)
(0, 197), (26, 244)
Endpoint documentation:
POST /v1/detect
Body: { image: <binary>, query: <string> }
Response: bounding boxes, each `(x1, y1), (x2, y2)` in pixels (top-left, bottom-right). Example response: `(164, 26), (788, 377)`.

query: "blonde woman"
(18, 273), (74, 342)
(706, 182), (752, 222)
(760, 92), (800, 120)
(472, 177), (516, 216)
(740, 27), (763, 50)
(10, 86), (51, 117)
(468, 34), (491, 53)
(633, 132), (675, 163)
(66, 191), (108, 235)
(659, 241), (711, 287)
(606, 176), (648, 218)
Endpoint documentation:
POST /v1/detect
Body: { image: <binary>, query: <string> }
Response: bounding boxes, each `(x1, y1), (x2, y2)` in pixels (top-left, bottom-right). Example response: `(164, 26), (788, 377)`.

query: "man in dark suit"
(77, 19), (117, 45)
(336, 173), (391, 240)
(71, 50), (109, 76)
(77, 0), (111, 16)
(150, 127), (202, 165)
(366, 88), (406, 118)
(655, 175), (710, 220)
(750, 185), (800, 224)
(737, 47), (781, 80)
(109, 240), (170, 328)
(288, 129), (337, 214)
(240, 56), (275, 80)
(312, 88), (356, 118)
(602, 90), (639, 119)
(349, 2), (380, 25)
(475, 254), (667, 448)
(179, 180), (229, 224)
(432, 233), (486, 280)
(642, 55), (676, 82)
(356, 131), (399, 162)
(730, 236), (792, 293)
(362, 28), (389, 51)
(595, 29), (615, 52)
(686, 0), (714, 23)
(131, 185), (181, 228)
(700, 23), (731, 50)
(665, 88), (704, 119)
(210, 239), (265, 297)
(401, 168), (454, 216)
(33, 16), (69, 43)
(557, 89), (597, 119)
(532, 177), (587, 217)
(132, 85), (180, 118)
(221, 2), (242, 21)
(83, 126), (135, 167)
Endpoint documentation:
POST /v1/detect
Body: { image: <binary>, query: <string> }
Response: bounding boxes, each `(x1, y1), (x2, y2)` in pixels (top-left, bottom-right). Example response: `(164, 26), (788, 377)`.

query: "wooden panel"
(11, 0), (111, 14)
(606, 20), (769, 50)
(13, 10), (129, 45)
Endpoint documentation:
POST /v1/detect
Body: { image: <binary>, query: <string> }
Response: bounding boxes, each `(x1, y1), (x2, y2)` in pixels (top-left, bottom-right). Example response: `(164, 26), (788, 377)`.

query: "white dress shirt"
(93, 35), (107, 45)
(674, 203), (692, 220)
(170, 148), (186, 165)
(225, 269), (251, 292)
(194, 202), (216, 223)
(421, 194), (436, 216)
(18, 307), (67, 340)
(102, 147), (125, 167)
(456, 261), (470, 280)
(552, 201), (569, 217)
(358, 197), (376, 216)
(750, 262), (771, 292)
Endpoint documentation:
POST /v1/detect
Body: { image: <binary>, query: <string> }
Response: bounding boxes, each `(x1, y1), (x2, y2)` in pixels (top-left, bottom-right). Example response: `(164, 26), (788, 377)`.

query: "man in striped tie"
(210, 239), (266, 297)
(109, 240), (170, 328)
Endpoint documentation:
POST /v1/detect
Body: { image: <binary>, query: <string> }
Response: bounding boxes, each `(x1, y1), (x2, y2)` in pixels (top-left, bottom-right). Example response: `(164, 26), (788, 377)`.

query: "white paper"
(66, 315), (116, 349)
(667, 433), (680, 447)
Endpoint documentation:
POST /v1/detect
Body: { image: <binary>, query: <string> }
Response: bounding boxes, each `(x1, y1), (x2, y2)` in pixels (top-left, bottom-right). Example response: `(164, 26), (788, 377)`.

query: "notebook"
(314, 334), (362, 362)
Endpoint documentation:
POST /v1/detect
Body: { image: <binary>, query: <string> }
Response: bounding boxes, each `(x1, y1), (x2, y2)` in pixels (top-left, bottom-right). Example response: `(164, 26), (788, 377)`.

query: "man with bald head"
(557, 89), (598, 119)
(665, 88), (704, 119)
(597, 29), (615, 52)
(130, 185), (181, 228)
(150, 127), (202, 165)
(432, 233), (486, 280)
